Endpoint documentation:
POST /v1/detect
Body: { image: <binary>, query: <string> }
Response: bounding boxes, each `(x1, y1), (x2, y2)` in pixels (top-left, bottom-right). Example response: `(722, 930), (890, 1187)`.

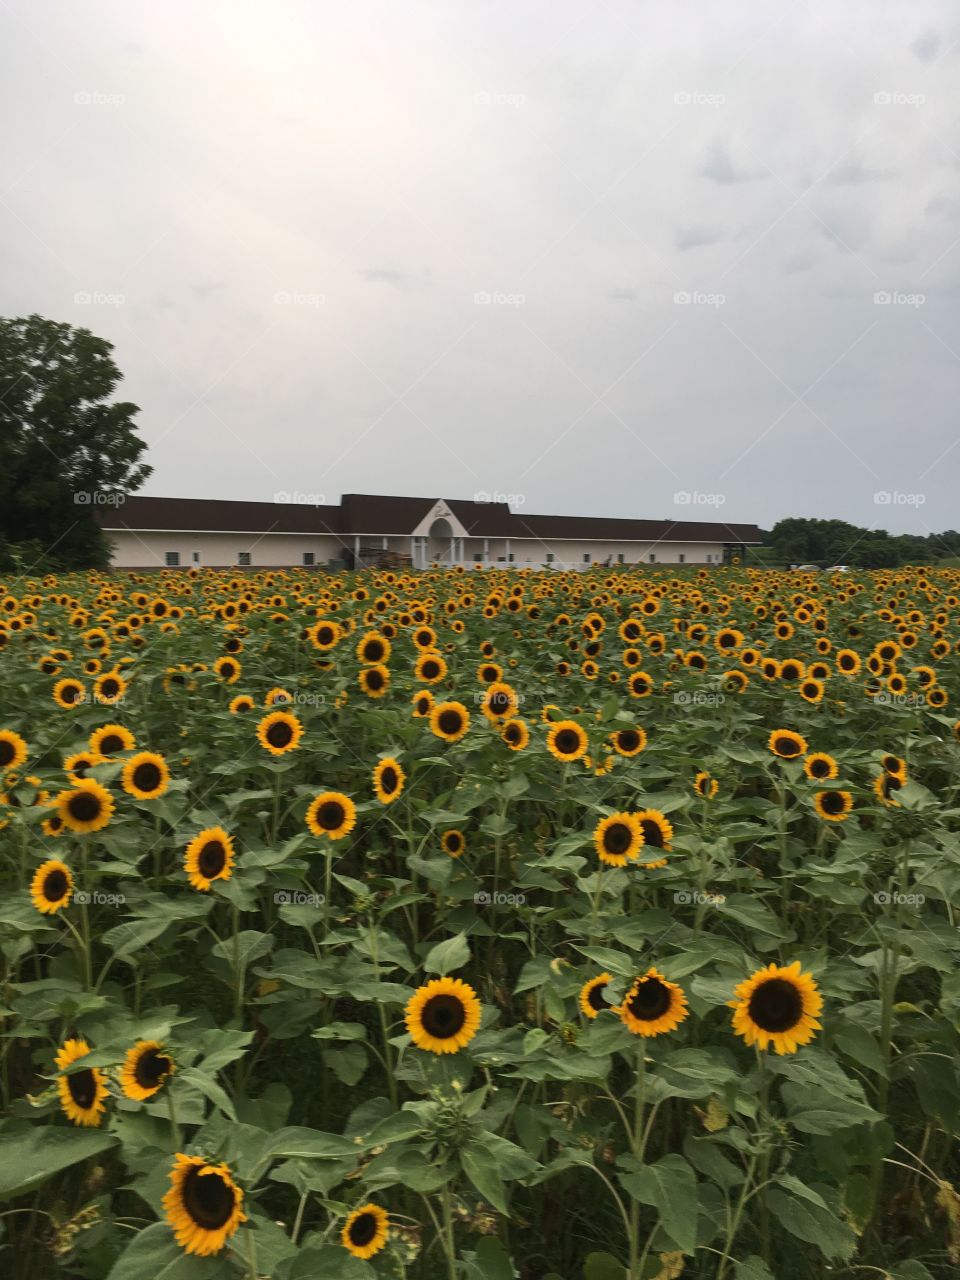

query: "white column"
(483, 537), (488, 563)
(505, 538), (511, 563)
(353, 535), (360, 568)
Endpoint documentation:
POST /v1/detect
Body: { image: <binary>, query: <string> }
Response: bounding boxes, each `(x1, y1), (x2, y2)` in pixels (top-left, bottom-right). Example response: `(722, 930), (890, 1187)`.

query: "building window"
(165, 551), (180, 567)
(303, 552), (315, 566)
(508, 553), (515, 562)
(474, 551), (483, 561)
(679, 553), (685, 564)
(583, 553), (591, 564)
(617, 552), (625, 564)
(546, 553), (555, 563)
(649, 553), (656, 563)
(192, 551), (200, 564)
(238, 552), (251, 567)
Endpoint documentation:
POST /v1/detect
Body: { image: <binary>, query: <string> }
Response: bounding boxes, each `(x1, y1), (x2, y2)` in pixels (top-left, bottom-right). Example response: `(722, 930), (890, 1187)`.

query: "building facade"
(100, 494), (761, 570)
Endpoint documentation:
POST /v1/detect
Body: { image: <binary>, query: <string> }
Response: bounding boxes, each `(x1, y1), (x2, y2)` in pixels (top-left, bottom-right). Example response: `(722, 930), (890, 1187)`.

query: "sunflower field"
(1, 563), (959, 1280)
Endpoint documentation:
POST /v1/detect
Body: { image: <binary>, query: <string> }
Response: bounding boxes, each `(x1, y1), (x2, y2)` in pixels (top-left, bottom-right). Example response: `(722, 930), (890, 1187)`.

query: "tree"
(0, 314), (151, 569)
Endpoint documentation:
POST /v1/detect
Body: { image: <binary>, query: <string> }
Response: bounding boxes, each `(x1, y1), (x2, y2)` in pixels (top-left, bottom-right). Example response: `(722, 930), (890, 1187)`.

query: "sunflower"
(798, 677), (824, 705)
(728, 960), (823, 1055)
(256, 710), (304, 756)
(213, 656), (242, 684)
(546, 720), (588, 762)
(881, 753), (907, 779)
(359, 664), (391, 699)
(767, 729), (808, 760)
(677, 759), (714, 799)
(414, 651), (447, 683)
(121, 752), (170, 800)
(501, 718), (530, 751)
(634, 809), (673, 867)
(55, 1039), (109, 1127)
(0, 729), (28, 773)
(836, 648), (861, 675)
(813, 790), (853, 822)
(120, 1040), (175, 1100)
(594, 812), (643, 867)
(163, 1154), (247, 1257)
(341, 1203), (389, 1260)
(229, 694), (255, 714)
(610, 726), (647, 757)
(373, 758), (406, 805)
(52, 678), (86, 708)
(309, 620), (342, 650)
(481, 681), (519, 722)
(627, 671), (654, 698)
(441, 829), (465, 857)
(30, 859), (73, 914)
(93, 670), (127, 704)
(64, 751), (99, 782)
(804, 752), (838, 781)
(306, 791), (357, 840)
(89, 724), (136, 758)
(620, 968), (688, 1037)
(184, 827), (236, 890)
(874, 773), (903, 807)
(579, 973), (615, 1019)
(57, 779), (115, 833)
(429, 701), (470, 743)
(405, 977), (482, 1054)
(356, 631), (391, 665)
(411, 689), (434, 718)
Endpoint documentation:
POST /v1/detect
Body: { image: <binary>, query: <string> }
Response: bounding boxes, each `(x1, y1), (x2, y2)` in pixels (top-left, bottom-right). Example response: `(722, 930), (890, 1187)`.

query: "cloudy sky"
(2, 1), (958, 536)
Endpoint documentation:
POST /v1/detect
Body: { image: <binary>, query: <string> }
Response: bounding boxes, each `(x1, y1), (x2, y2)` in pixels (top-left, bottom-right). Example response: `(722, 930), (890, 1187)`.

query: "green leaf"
(178, 1068), (237, 1121)
(463, 1237), (517, 1280)
(423, 933), (471, 974)
(583, 1253), (626, 1280)
(461, 1140), (508, 1213)
(322, 1042), (367, 1086)
(106, 1221), (234, 1278)
(0, 1125), (118, 1201)
(735, 1258), (775, 1280)
(767, 1175), (856, 1261)
(618, 1153), (698, 1254)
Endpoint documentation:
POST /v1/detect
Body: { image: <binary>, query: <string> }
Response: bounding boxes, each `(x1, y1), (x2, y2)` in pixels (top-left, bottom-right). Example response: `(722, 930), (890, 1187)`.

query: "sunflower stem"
(244, 1224), (258, 1279)
(627, 1037), (647, 1278)
(291, 1191), (307, 1243)
(166, 1084), (181, 1149)
(440, 1183), (457, 1280)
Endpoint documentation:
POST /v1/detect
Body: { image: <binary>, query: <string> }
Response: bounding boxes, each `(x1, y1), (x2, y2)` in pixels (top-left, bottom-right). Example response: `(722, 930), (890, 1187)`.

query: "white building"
(100, 494), (761, 570)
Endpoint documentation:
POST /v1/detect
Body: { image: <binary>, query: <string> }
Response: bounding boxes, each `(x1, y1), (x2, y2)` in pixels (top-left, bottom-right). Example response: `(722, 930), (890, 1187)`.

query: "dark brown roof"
(101, 493), (761, 544)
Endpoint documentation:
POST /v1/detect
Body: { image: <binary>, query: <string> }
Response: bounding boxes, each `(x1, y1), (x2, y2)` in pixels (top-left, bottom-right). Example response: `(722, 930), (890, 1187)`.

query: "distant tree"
(0, 314), (151, 570)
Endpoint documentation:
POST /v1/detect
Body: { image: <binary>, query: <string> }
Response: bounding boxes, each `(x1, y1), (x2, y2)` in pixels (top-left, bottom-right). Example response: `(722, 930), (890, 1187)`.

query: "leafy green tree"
(0, 314), (151, 569)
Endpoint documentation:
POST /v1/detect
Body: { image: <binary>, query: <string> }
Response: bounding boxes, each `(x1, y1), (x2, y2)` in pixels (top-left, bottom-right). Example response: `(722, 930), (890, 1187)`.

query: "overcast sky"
(2, 2), (958, 537)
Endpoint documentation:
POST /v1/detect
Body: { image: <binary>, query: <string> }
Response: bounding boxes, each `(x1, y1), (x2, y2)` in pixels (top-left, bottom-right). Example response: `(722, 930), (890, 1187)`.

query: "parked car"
(824, 565), (851, 573)
(792, 564), (821, 572)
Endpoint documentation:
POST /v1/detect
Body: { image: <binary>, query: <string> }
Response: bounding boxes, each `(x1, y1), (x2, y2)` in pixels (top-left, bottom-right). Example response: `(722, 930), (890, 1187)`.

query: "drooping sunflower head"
(693, 771), (718, 800)
(404, 976), (482, 1054)
(120, 1040), (175, 1100)
(593, 812), (643, 867)
(429, 701), (470, 743)
(57, 779), (115, 833)
(256, 710), (304, 756)
(546, 719), (588, 762)
(578, 973), (615, 1019)
(411, 689), (434, 718)
(229, 694), (255, 714)
(728, 960), (823, 1055)
(162, 1153), (246, 1256)
(767, 729), (808, 760)
(373, 757), (406, 805)
(620, 968), (689, 1037)
(500, 717), (530, 751)
(306, 791), (357, 840)
(30, 859), (73, 914)
(341, 1203), (389, 1259)
(121, 752), (170, 800)
(184, 827), (236, 890)
(55, 1038), (109, 1127)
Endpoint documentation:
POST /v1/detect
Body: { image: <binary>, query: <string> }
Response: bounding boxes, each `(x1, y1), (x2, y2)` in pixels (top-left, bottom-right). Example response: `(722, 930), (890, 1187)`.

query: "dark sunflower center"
(810, 759), (829, 777)
(627, 978), (671, 1021)
(183, 1166), (235, 1230)
(100, 735), (124, 755)
(718, 632), (735, 648)
(588, 981), (609, 1011)
(364, 640), (385, 661)
(422, 660), (440, 678)
(135, 1047), (172, 1088)
(67, 1067), (97, 1109)
(438, 709), (463, 734)
(421, 994), (466, 1039)
(632, 677), (649, 692)
(820, 791), (845, 815)
(747, 977), (803, 1032)
(380, 767), (398, 793)
(43, 869), (68, 901)
(133, 762), (162, 792)
(640, 819), (664, 848)
(101, 679), (120, 697)
(199, 840), (227, 877)
(490, 692), (510, 714)
(318, 801), (345, 829)
(266, 721), (294, 748)
(618, 731), (639, 751)
(0, 741), (15, 766)
(505, 723), (521, 743)
(366, 670), (385, 690)
(554, 729), (579, 754)
(603, 822), (633, 855)
(68, 791), (102, 822)
(318, 627), (333, 644)
(445, 834), (462, 852)
(773, 736), (801, 757)
(348, 1212), (378, 1246)
(62, 684), (81, 704)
